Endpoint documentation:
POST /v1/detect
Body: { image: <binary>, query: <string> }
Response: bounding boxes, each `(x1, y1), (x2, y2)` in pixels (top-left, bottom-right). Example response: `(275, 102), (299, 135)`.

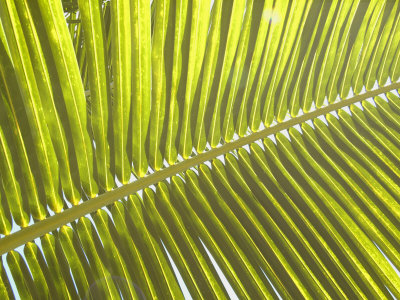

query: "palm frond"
(0, 0), (400, 298)
(3, 97), (400, 298)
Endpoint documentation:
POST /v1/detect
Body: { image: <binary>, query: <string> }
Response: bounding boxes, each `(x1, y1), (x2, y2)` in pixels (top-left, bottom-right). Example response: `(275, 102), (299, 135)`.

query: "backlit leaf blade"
(76, 217), (120, 298)
(0, 260), (13, 299)
(233, 0), (273, 137)
(378, 6), (400, 86)
(131, 0), (152, 177)
(339, 1), (382, 98)
(275, 0), (313, 120)
(164, 0), (188, 165)
(111, 0), (131, 184)
(179, 0), (212, 158)
(37, 0), (98, 197)
(111, 201), (158, 299)
(208, 0), (246, 148)
(78, 0), (114, 190)
(326, 0), (361, 103)
(23, 243), (51, 299)
(16, 0), (81, 205)
(93, 209), (140, 299)
(313, 1), (353, 108)
(149, 0), (170, 171)
(300, 0), (341, 113)
(154, 182), (228, 298)
(351, 1), (386, 94)
(0, 0), (61, 212)
(365, 1), (400, 90)
(0, 123), (28, 227)
(193, 0), (223, 153)
(144, 187), (207, 298)
(262, 0), (309, 126)
(0, 49), (44, 221)
(186, 169), (278, 298)
(126, 194), (183, 298)
(246, 0), (289, 130)
(210, 158), (330, 298)
(58, 225), (95, 300)
(221, 0), (254, 141)
(41, 233), (77, 299)
(170, 175), (257, 298)
(7, 251), (35, 300)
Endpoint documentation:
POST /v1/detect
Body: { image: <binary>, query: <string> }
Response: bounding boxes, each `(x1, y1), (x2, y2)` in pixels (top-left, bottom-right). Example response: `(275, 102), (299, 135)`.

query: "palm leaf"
(1, 0), (400, 298)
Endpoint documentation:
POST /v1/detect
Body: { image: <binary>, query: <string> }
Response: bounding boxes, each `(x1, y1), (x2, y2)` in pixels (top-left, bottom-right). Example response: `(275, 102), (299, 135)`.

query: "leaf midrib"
(0, 81), (399, 255)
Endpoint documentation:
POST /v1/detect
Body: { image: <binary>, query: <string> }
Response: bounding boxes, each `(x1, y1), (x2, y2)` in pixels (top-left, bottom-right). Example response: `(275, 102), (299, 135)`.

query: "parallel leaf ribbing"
(1, 0), (400, 297)
(0, 82), (397, 256)
(0, 0), (399, 232)
(1, 94), (400, 298)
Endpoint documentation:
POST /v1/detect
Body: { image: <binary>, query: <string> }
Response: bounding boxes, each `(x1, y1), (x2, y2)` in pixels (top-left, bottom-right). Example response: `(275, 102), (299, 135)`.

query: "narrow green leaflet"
(339, 1), (382, 98)
(234, 0), (273, 137)
(193, 0), (223, 153)
(132, 0), (151, 176)
(234, 149), (355, 297)
(126, 195), (183, 298)
(165, 0), (188, 165)
(76, 217), (120, 298)
(275, 0), (313, 121)
(58, 226), (95, 300)
(1, 1), (400, 298)
(351, 1), (386, 94)
(389, 44), (400, 82)
(7, 251), (36, 300)
(41, 233), (77, 299)
(111, 0), (131, 184)
(0, 19), (10, 57)
(300, 0), (340, 112)
(0, 123), (28, 227)
(211, 158), (329, 298)
(93, 209), (140, 299)
(326, 0), (360, 103)
(0, 0), (61, 212)
(262, 0), (308, 126)
(208, 0), (246, 147)
(149, 0), (170, 170)
(325, 114), (400, 216)
(365, 1), (399, 90)
(0, 260), (13, 299)
(170, 176), (255, 298)
(0, 52), (44, 221)
(289, 125), (400, 272)
(111, 201), (158, 299)
(186, 169), (276, 298)
(245, 0), (289, 131)
(379, 4), (400, 85)
(221, 0), (253, 142)
(24, 243), (51, 299)
(313, 1), (353, 108)
(0, 186), (11, 236)
(78, 0), (114, 190)
(16, 0), (81, 205)
(275, 131), (400, 295)
(155, 182), (228, 298)
(37, 0), (98, 197)
(179, 0), (212, 158)
(144, 188), (207, 298)
(260, 137), (390, 298)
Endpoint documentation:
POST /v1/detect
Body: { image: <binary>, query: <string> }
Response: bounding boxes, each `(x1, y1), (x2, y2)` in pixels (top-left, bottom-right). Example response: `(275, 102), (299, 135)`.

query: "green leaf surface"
(131, 0), (152, 176)
(0, 0), (61, 212)
(37, 0), (98, 197)
(78, 0), (114, 190)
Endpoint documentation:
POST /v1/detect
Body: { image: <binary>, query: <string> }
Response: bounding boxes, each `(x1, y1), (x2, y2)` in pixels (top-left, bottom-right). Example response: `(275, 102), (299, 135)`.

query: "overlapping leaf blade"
(0, 0), (400, 298)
